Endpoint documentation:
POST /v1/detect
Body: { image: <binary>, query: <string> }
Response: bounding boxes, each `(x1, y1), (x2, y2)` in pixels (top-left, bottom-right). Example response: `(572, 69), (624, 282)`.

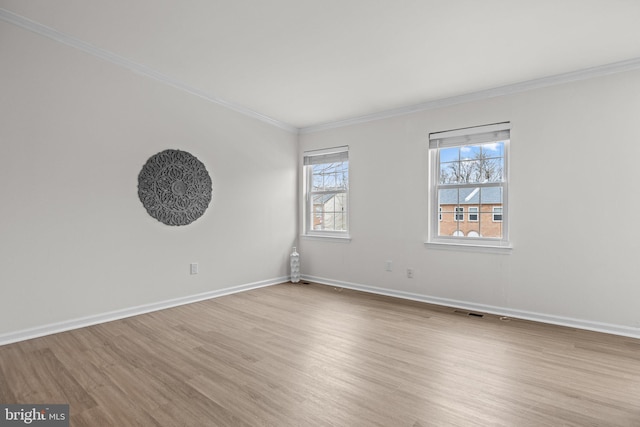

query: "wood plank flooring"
(1, 282), (639, 426)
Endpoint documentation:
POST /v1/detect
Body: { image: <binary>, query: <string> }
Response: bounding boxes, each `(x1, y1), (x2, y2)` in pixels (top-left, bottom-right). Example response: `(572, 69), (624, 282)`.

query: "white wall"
(0, 22), (297, 337)
(299, 69), (640, 336)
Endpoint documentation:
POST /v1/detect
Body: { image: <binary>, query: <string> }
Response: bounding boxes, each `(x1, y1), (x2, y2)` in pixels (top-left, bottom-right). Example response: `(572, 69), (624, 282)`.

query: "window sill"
(302, 234), (352, 242)
(425, 241), (512, 254)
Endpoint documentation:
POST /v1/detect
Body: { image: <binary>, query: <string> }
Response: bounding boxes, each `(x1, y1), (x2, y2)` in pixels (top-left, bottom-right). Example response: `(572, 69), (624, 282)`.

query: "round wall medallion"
(138, 149), (212, 226)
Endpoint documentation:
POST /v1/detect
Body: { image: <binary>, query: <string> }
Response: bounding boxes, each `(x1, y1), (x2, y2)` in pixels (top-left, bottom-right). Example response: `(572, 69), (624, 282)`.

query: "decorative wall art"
(138, 149), (212, 226)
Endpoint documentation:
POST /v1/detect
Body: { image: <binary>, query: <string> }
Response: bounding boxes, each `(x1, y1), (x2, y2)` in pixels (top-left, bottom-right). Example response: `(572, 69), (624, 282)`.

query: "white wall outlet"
(407, 268), (414, 278)
(190, 263), (199, 275)
(385, 260), (393, 271)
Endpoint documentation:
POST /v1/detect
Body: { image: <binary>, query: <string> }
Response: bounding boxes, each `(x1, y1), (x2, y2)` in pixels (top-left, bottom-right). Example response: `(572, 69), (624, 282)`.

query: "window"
(454, 207), (464, 222)
(493, 206), (503, 222)
(468, 206), (479, 222)
(303, 146), (349, 237)
(428, 122), (510, 248)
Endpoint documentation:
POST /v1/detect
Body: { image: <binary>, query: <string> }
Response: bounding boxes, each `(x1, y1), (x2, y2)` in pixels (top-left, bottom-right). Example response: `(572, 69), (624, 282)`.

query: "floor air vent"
(453, 309), (484, 318)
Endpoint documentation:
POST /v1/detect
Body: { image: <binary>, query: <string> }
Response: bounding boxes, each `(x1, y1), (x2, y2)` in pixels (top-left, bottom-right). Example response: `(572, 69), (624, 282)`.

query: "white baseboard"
(303, 275), (640, 340)
(0, 277), (288, 346)
(4, 275), (637, 346)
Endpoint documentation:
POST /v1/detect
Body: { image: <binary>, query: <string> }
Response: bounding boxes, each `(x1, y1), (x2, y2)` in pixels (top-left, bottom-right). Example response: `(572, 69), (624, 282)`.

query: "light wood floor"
(1, 283), (639, 426)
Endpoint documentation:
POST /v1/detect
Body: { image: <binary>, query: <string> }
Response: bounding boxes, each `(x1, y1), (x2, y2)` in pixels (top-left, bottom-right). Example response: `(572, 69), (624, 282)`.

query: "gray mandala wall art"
(138, 149), (212, 226)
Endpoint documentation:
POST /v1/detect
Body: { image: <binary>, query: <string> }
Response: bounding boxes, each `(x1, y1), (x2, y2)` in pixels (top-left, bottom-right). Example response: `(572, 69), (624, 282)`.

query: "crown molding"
(0, 8), (298, 134)
(299, 56), (640, 134)
(4, 8), (640, 137)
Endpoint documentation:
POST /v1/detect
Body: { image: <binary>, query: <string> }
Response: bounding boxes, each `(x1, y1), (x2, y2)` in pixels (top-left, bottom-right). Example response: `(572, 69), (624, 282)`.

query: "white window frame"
(303, 146), (350, 239)
(468, 206), (479, 222)
(427, 122), (511, 250)
(492, 206), (503, 222)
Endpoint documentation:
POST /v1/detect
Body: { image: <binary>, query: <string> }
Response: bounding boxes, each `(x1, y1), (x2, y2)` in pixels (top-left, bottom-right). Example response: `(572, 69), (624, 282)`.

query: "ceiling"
(2, 1), (640, 131)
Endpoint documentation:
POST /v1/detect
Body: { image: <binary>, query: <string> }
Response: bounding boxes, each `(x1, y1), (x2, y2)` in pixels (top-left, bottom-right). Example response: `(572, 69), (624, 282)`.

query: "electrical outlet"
(385, 260), (393, 271)
(407, 268), (414, 278)
(190, 263), (199, 275)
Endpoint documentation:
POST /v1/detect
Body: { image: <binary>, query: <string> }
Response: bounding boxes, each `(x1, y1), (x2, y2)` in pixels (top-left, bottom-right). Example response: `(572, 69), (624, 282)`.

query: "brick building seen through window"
(439, 186), (502, 238)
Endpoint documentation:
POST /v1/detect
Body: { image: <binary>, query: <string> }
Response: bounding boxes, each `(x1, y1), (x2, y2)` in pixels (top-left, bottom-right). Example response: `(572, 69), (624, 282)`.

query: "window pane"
(311, 161), (348, 191)
(323, 172), (336, 188)
(440, 142), (505, 185)
(479, 187), (503, 205)
(477, 142), (504, 183)
(334, 212), (347, 231)
(439, 161), (459, 184)
(312, 173), (323, 190)
(459, 159), (477, 183)
(479, 212), (502, 238)
(478, 188), (503, 238)
(312, 194), (327, 205)
(312, 213), (323, 230)
(467, 223), (480, 236)
(310, 191), (347, 232)
(334, 192), (346, 210)
(438, 188), (458, 237)
(460, 145), (481, 160)
(336, 162), (349, 189)
(439, 147), (459, 163)
(322, 212), (335, 230)
(438, 188), (459, 206)
(319, 193), (346, 231)
(312, 194), (327, 230)
(481, 141), (504, 157)
(334, 192), (347, 231)
(480, 157), (503, 183)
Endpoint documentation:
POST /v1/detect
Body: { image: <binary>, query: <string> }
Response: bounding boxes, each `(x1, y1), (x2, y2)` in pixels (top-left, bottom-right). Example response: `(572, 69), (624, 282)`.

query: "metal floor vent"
(453, 309), (485, 318)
